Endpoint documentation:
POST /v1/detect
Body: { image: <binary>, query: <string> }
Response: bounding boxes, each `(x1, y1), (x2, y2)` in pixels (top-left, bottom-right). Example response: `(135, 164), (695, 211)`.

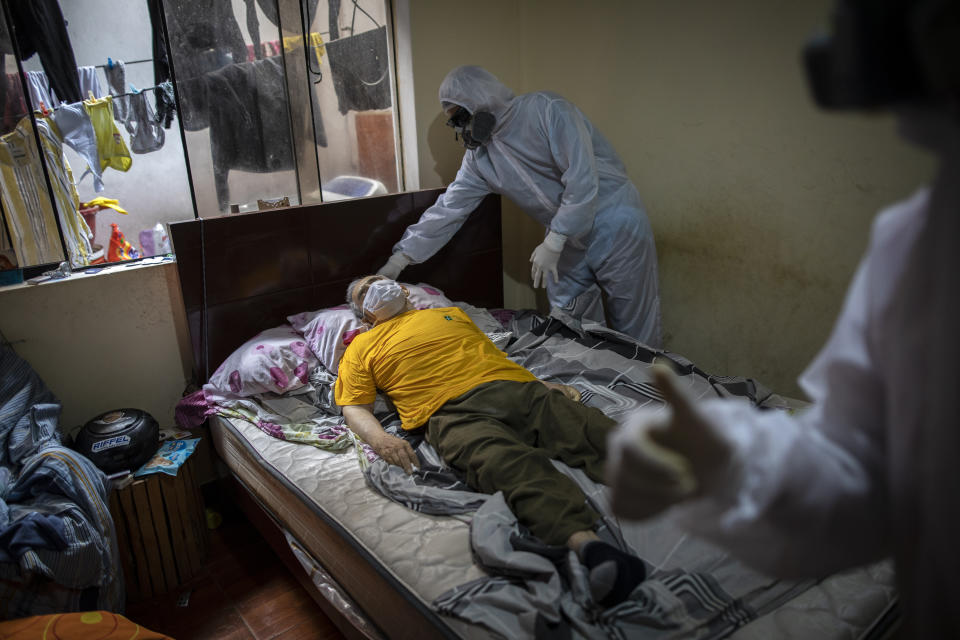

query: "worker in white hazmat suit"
(377, 65), (662, 347)
(604, 0), (960, 636)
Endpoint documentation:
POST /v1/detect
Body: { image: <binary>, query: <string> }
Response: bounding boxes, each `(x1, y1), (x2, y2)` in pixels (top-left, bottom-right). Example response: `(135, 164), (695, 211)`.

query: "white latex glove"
(530, 231), (566, 288)
(376, 253), (411, 280)
(606, 364), (733, 521)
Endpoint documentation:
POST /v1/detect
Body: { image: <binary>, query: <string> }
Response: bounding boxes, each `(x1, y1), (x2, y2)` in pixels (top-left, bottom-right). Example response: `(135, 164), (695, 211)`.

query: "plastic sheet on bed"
(282, 529), (383, 640)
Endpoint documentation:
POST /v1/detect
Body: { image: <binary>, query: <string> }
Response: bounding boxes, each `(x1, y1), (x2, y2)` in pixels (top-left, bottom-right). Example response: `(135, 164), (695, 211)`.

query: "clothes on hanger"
(203, 57), (296, 210)
(145, 0), (176, 128)
(246, 34), (325, 66)
(0, 118), (62, 265)
(6, 0), (82, 104)
(125, 91), (165, 154)
(77, 66), (104, 100)
(48, 101), (105, 192)
(82, 95), (132, 174)
(103, 60), (132, 125)
(0, 116), (92, 267)
(24, 70), (58, 113)
(152, 0), (248, 131)
(36, 122), (93, 266)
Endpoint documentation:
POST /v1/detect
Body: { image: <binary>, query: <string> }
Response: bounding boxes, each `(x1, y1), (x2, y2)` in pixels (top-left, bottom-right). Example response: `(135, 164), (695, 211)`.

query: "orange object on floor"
(107, 223), (140, 262)
(0, 611), (173, 639)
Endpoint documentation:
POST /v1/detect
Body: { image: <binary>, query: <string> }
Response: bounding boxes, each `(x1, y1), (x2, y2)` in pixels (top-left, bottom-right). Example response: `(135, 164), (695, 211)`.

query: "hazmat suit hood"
(438, 66), (515, 131)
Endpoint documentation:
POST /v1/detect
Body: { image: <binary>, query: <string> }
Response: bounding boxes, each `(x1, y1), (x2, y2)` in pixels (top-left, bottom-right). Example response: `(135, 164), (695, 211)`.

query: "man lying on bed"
(335, 274), (646, 607)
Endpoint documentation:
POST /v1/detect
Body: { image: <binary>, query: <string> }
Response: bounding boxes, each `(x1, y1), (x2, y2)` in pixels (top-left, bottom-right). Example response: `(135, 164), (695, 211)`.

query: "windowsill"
(0, 255), (176, 295)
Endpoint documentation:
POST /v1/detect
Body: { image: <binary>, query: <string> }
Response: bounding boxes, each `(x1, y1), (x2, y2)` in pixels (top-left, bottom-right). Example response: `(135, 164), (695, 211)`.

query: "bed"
(169, 190), (899, 640)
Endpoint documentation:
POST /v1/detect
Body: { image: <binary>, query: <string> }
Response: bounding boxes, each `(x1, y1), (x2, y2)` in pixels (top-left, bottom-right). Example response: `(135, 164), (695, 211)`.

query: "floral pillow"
(207, 325), (317, 397)
(287, 283), (453, 374)
(287, 305), (365, 374)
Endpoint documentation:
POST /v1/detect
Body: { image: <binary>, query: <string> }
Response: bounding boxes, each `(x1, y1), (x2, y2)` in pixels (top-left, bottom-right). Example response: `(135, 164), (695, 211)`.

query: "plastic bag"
(134, 438), (199, 477)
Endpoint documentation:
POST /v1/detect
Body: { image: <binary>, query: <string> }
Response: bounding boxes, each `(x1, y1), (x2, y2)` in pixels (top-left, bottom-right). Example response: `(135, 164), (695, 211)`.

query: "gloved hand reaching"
(376, 253), (411, 280)
(530, 231), (566, 288)
(606, 364), (733, 521)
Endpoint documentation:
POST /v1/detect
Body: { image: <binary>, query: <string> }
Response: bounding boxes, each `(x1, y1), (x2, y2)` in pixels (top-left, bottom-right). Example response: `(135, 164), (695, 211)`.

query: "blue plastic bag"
(134, 438), (200, 477)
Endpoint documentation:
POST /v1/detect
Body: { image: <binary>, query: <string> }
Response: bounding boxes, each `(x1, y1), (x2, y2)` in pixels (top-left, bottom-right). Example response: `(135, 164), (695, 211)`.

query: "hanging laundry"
(107, 222), (139, 262)
(154, 81), (176, 128)
(0, 117), (92, 267)
(49, 101), (105, 192)
(23, 70), (58, 113)
(125, 92), (164, 154)
(281, 33), (325, 66)
(36, 121), (93, 266)
(7, 0), (82, 104)
(325, 26), (392, 114)
(145, 0), (176, 128)
(77, 66), (104, 100)
(203, 57), (296, 210)
(103, 60), (132, 125)
(0, 118), (63, 265)
(82, 95), (132, 173)
(151, 0), (247, 131)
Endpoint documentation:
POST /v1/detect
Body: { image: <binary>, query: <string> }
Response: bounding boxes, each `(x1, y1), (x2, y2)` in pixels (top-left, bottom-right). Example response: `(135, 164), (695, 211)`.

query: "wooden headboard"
(170, 189), (502, 384)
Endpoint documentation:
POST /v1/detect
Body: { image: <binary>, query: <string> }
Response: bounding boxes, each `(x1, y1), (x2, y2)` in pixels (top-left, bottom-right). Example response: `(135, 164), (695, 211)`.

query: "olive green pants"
(426, 380), (616, 547)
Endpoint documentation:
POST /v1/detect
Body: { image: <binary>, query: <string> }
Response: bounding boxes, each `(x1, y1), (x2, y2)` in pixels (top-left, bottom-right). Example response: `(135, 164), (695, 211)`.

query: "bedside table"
(108, 450), (209, 602)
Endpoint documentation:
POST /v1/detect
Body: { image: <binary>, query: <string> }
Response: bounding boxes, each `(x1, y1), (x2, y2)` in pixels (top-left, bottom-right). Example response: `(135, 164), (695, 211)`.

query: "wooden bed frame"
(169, 190), (503, 640)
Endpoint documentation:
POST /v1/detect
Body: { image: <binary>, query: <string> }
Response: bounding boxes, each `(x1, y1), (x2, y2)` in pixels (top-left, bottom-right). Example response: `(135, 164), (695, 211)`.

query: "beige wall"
(0, 263), (192, 430)
(407, 0), (936, 397)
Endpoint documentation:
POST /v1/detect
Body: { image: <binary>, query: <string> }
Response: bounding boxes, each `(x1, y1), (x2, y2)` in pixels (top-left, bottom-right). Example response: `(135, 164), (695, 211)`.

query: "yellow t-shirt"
(335, 307), (536, 430)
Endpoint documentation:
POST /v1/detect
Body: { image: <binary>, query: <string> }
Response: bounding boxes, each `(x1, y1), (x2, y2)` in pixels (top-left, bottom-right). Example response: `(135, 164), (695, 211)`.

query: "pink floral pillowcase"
(287, 282), (455, 374)
(287, 305), (365, 375)
(206, 325), (318, 397)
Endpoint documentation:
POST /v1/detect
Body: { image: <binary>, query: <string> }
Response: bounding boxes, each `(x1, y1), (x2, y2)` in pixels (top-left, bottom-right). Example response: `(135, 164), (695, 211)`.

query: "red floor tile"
(123, 515), (344, 640)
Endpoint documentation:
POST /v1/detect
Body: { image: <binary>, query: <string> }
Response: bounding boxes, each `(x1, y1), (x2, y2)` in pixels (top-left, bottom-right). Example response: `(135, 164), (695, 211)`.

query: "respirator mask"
(446, 106), (496, 150)
(363, 279), (408, 323)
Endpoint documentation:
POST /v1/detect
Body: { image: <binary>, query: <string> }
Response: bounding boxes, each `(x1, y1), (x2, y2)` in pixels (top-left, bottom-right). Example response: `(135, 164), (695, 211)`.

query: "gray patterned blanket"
(366, 310), (810, 639)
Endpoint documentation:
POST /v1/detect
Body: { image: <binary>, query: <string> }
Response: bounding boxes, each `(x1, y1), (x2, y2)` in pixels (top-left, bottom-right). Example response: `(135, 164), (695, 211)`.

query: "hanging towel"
(82, 95), (132, 173)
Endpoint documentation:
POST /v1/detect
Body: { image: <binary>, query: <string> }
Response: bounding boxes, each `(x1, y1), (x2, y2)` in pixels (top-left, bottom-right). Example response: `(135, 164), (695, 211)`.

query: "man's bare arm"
(341, 404), (420, 474)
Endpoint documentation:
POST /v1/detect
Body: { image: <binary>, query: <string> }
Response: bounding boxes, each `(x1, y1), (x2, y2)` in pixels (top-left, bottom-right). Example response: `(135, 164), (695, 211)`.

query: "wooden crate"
(108, 452), (209, 602)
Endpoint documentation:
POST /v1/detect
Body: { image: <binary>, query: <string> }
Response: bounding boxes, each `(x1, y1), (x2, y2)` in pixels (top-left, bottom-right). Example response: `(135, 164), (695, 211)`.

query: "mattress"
(206, 310), (899, 640)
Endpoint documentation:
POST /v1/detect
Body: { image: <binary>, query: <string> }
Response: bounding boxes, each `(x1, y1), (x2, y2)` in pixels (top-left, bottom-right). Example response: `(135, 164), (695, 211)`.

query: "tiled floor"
(124, 502), (346, 640)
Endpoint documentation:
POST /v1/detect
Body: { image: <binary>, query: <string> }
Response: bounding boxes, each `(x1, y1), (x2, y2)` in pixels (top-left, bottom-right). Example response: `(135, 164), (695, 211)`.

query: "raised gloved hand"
(376, 253), (411, 280)
(606, 364), (733, 521)
(530, 231), (566, 288)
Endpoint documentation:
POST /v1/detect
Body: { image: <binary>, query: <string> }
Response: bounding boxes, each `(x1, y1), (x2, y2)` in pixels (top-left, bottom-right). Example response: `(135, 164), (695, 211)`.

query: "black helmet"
(73, 408), (159, 474)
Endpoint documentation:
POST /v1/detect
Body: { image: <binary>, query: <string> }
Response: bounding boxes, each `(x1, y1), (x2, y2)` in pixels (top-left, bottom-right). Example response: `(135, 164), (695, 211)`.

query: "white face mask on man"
(362, 279), (408, 322)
